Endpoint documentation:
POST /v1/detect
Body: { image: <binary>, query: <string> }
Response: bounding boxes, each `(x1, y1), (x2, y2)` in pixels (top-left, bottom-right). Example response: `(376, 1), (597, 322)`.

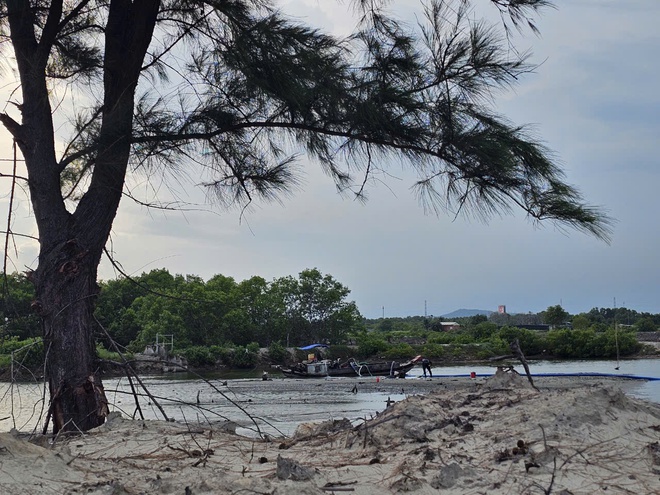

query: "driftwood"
(509, 339), (539, 391)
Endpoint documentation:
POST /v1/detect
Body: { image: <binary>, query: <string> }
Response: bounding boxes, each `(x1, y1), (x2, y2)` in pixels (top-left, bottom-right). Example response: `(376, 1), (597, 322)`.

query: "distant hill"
(441, 308), (493, 319)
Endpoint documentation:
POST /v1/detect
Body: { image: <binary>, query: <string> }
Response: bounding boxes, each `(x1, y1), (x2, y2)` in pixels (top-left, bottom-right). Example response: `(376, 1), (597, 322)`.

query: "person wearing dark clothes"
(421, 358), (432, 378)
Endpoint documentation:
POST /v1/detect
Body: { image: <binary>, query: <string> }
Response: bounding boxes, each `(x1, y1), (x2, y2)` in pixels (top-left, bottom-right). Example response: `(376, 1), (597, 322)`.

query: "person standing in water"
(421, 358), (433, 378)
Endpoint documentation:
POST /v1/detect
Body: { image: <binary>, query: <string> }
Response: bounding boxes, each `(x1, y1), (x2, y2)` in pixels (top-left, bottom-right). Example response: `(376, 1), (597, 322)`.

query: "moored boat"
(280, 355), (422, 378)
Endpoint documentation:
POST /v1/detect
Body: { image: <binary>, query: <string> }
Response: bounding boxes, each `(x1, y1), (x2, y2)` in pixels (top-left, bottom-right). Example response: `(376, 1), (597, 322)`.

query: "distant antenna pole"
(424, 300), (427, 318)
(614, 297), (620, 370)
(382, 306), (384, 318)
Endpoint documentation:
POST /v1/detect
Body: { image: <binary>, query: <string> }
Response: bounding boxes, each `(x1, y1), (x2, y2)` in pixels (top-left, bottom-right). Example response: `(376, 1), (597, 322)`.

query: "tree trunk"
(36, 238), (108, 433)
(2, 0), (160, 433)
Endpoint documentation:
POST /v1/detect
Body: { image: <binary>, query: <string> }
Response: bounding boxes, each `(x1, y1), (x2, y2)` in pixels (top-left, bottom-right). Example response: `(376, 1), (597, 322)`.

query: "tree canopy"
(92, 267), (362, 349)
(542, 304), (570, 327)
(0, 0), (611, 237)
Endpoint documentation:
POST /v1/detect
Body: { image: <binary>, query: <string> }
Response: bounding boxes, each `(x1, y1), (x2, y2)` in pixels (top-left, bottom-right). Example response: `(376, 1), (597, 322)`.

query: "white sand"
(2, 370), (660, 494)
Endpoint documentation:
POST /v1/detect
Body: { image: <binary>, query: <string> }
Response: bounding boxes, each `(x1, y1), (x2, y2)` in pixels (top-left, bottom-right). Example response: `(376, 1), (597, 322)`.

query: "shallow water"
(420, 358), (660, 403)
(2, 358), (658, 437)
(0, 375), (406, 437)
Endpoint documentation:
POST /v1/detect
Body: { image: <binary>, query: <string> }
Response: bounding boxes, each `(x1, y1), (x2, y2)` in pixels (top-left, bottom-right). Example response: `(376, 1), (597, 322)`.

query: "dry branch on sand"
(2, 370), (660, 494)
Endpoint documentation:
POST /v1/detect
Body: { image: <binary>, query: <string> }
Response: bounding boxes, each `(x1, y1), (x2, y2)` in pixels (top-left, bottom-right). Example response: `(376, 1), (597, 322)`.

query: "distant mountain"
(442, 308), (493, 319)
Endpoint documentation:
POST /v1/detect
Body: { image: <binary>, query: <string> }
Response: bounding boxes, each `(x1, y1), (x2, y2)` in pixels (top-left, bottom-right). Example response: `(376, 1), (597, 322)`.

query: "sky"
(1, 0), (659, 319)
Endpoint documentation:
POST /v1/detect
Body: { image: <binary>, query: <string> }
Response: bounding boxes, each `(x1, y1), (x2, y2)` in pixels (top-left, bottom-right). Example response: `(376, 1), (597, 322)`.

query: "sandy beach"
(2, 371), (660, 494)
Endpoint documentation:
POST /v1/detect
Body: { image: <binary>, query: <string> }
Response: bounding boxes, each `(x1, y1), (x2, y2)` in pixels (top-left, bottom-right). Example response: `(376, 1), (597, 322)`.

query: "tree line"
(2, 267), (657, 370)
(0, 268), (362, 352)
(364, 306), (660, 334)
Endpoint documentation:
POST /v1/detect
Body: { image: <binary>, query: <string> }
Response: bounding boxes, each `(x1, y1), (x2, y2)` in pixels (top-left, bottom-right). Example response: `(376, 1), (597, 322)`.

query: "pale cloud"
(2, 1), (659, 318)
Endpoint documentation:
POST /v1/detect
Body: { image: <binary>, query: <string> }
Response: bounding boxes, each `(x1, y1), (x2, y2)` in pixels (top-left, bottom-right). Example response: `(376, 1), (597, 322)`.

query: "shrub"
(355, 335), (389, 359)
(381, 343), (415, 360)
(267, 341), (290, 364)
(209, 345), (232, 364)
(545, 328), (639, 359)
(468, 322), (499, 342)
(181, 346), (215, 367)
(96, 345), (126, 362)
(0, 336), (40, 355)
(486, 336), (510, 356)
(496, 326), (547, 356)
(326, 345), (353, 361)
(0, 354), (10, 369)
(246, 341), (260, 354)
(547, 329), (592, 358)
(230, 345), (259, 368)
(427, 332), (460, 345)
(417, 343), (445, 359)
(3, 338), (44, 370)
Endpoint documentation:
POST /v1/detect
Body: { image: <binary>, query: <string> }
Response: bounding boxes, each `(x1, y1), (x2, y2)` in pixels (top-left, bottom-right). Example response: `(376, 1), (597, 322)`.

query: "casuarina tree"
(0, 0), (611, 432)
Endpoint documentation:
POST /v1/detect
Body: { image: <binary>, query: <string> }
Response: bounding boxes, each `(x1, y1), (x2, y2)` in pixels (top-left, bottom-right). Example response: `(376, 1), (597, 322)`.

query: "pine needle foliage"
(1, 0), (611, 239)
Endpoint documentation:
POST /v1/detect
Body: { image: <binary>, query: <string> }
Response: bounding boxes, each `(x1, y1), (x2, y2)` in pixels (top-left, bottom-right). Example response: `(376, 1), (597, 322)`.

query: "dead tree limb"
(510, 338), (539, 391)
(95, 317), (168, 421)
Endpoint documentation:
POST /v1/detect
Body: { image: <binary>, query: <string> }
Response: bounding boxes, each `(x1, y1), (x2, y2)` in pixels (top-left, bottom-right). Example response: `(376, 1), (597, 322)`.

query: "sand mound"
(3, 380), (660, 494)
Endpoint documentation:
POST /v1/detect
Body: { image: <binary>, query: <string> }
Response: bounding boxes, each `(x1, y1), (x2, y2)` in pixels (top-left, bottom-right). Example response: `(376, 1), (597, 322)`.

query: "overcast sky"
(1, 0), (659, 319)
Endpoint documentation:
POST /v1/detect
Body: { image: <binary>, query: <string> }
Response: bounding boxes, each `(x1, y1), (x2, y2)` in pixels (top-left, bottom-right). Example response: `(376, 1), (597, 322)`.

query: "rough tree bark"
(36, 240), (108, 433)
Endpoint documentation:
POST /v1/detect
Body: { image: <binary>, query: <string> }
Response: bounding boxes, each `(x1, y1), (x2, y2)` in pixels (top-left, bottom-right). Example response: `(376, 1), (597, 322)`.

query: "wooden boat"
(280, 355), (422, 378)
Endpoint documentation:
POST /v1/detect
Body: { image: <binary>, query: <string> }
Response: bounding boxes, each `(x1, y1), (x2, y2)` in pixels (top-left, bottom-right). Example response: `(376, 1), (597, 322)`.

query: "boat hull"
(280, 356), (421, 378)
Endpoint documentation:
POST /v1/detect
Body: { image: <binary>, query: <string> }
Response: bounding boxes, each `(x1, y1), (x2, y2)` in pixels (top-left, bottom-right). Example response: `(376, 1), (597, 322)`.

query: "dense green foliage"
(542, 305), (571, 327)
(92, 268), (363, 352)
(0, 337), (44, 371)
(0, 274), (656, 370)
(0, 274), (40, 340)
(358, 304), (651, 361)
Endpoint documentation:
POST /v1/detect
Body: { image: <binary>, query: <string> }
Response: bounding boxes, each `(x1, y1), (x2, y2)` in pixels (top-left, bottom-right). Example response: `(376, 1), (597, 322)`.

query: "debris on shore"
(2, 371), (660, 494)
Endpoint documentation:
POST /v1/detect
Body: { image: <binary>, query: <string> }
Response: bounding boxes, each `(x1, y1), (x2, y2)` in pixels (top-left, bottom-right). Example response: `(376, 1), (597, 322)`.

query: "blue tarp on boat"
(298, 344), (330, 351)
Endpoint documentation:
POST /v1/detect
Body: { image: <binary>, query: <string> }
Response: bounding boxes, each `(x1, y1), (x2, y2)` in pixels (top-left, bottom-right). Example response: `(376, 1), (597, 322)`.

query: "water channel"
(2, 358), (659, 438)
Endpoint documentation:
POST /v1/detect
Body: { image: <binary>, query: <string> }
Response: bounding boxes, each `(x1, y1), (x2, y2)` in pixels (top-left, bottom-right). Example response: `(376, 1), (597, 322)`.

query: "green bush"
(381, 343), (415, 360)
(209, 345), (232, 364)
(592, 329), (640, 357)
(616, 329), (642, 355)
(486, 336), (510, 355)
(96, 345), (127, 362)
(427, 332), (457, 345)
(468, 322), (499, 342)
(267, 341), (290, 364)
(496, 326), (547, 356)
(181, 346), (216, 367)
(326, 345), (354, 361)
(230, 345), (259, 368)
(416, 343), (445, 359)
(355, 335), (389, 359)
(475, 342), (511, 360)
(547, 329), (591, 358)
(0, 336), (40, 355)
(546, 328), (640, 358)
(2, 338), (44, 369)
(428, 332), (473, 345)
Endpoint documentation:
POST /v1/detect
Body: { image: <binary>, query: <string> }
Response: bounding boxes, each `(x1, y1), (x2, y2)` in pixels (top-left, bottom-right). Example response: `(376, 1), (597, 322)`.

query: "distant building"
(498, 305), (507, 314)
(438, 321), (461, 331)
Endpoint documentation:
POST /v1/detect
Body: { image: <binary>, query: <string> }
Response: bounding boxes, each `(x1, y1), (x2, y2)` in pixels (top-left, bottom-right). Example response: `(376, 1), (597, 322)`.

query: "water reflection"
(1, 375), (404, 438)
(3, 358), (659, 437)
